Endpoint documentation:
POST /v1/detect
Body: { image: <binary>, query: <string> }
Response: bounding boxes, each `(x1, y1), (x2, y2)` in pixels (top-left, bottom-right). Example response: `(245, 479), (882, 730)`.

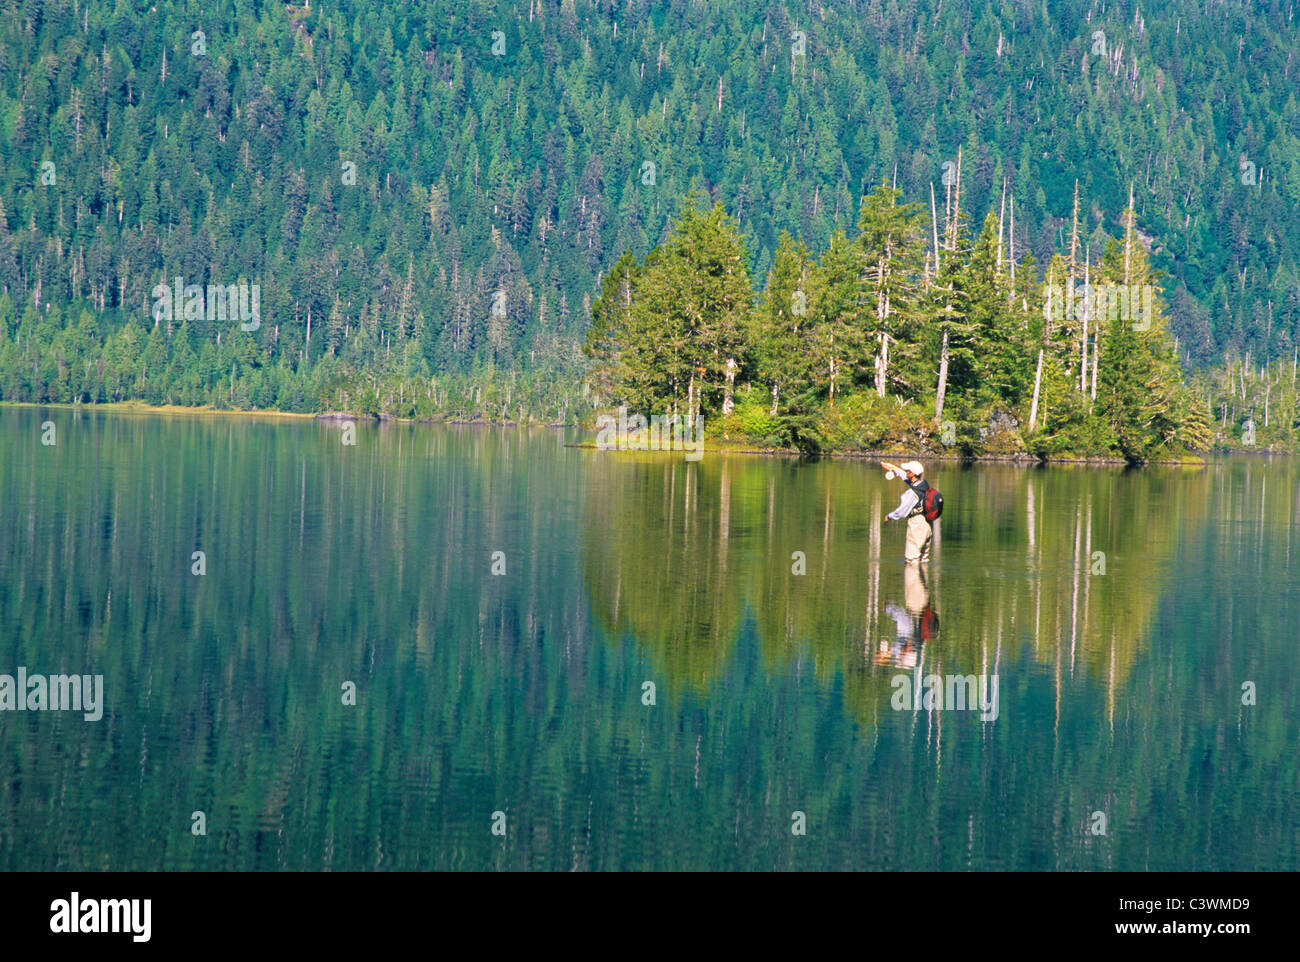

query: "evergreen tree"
(855, 183), (927, 399)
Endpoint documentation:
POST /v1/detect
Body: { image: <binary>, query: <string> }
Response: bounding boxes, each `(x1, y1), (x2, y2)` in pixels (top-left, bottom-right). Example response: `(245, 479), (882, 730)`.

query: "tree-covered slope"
(0, 0), (1297, 416)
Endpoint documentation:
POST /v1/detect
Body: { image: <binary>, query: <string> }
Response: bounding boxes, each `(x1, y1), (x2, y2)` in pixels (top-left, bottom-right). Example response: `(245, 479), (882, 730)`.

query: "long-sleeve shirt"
(887, 488), (920, 521)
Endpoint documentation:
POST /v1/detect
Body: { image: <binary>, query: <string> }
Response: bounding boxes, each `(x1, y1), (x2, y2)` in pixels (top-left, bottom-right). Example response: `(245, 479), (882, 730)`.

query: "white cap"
(901, 460), (924, 476)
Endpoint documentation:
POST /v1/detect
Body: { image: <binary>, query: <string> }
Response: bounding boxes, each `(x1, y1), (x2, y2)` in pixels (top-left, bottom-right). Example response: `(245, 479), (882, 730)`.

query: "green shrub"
(815, 391), (892, 451)
(734, 398), (778, 439)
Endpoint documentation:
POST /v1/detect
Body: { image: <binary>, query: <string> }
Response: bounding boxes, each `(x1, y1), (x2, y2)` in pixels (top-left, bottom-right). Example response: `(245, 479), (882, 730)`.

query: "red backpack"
(910, 480), (944, 522)
(922, 486), (943, 522)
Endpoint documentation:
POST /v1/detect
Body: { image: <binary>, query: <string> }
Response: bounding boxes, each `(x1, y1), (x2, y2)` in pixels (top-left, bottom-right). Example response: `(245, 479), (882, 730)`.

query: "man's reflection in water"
(875, 564), (940, 668)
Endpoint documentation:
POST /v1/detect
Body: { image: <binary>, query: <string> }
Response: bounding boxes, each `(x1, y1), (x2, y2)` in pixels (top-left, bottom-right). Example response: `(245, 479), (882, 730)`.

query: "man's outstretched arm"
(885, 488), (919, 522)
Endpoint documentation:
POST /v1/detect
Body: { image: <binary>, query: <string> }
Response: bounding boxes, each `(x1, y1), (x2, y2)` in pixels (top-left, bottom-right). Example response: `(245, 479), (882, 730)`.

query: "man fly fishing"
(880, 460), (942, 565)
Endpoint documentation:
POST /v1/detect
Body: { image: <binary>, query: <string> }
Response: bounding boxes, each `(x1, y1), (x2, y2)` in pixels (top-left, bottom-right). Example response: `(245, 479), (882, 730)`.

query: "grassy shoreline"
(0, 400), (319, 419)
(0, 399), (577, 430)
(10, 399), (1287, 464)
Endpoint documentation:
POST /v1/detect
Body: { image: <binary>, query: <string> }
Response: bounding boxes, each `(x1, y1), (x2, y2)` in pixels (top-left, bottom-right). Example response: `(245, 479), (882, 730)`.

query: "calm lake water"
(1, 407), (1297, 871)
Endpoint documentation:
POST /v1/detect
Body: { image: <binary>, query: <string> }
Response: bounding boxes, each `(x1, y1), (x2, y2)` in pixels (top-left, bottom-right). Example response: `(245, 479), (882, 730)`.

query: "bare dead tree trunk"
(930, 183), (941, 278)
(1081, 245), (1090, 392)
(1123, 183), (1134, 285)
(949, 146), (963, 251)
(1068, 181), (1080, 391)
(876, 259), (889, 397)
(935, 327), (950, 423)
(997, 177), (1006, 274)
(1031, 260), (1053, 429)
(1069, 181), (1081, 270)
(1008, 194), (1016, 297)
(1029, 348), (1044, 428)
(934, 149), (961, 425)
(876, 330), (889, 397)
(1090, 329), (1099, 402)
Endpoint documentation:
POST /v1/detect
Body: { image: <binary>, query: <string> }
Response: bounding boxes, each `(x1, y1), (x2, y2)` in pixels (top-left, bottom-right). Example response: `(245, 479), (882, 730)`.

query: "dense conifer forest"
(2, 0), (1298, 454)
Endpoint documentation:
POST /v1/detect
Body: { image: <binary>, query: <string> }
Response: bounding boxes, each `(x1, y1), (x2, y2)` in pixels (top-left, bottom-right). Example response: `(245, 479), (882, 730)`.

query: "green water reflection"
(0, 408), (1296, 870)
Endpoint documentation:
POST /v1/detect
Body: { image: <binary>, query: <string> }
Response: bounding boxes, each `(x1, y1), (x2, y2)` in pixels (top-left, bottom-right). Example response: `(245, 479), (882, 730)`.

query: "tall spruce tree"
(751, 231), (815, 417)
(1094, 201), (1212, 459)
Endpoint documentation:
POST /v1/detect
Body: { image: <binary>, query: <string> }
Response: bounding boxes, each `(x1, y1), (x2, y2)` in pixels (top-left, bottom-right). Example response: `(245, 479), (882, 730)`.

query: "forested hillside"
(1, 0), (1298, 428)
